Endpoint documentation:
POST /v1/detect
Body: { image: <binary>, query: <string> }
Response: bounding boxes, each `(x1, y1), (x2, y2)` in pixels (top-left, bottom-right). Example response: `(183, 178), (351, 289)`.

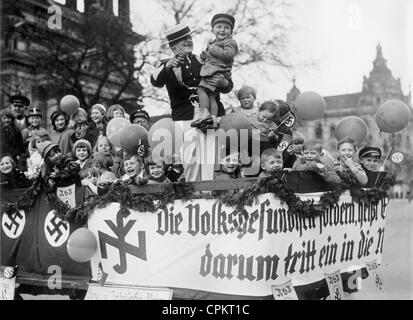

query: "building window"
(315, 123), (323, 139)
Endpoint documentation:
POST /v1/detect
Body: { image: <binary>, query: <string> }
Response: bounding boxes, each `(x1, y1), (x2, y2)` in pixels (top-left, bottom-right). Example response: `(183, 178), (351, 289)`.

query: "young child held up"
(334, 137), (368, 185)
(293, 140), (341, 184)
(0, 154), (31, 190)
(191, 13), (238, 129)
(72, 139), (96, 199)
(258, 148), (284, 180)
(121, 154), (148, 186)
(37, 141), (80, 189)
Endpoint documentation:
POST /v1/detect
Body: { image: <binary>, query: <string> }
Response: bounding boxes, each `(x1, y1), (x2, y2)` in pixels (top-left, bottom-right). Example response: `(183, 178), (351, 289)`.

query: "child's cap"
(337, 137), (356, 148)
(211, 13), (235, 30)
(359, 146), (382, 159)
(73, 139), (92, 155)
(37, 141), (59, 158)
(27, 107), (42, 119)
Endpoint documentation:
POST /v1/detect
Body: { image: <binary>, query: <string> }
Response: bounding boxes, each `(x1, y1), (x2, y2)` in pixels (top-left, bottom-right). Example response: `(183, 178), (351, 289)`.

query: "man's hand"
(165, 53), (185, 70)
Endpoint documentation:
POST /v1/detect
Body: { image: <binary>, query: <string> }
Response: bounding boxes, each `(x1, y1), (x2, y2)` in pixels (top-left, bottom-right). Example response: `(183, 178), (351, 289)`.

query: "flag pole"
(374, 146), (393, 186)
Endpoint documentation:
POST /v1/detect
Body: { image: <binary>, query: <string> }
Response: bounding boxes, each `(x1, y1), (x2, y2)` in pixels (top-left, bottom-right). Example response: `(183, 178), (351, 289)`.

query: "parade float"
(1, 94), (410, 300)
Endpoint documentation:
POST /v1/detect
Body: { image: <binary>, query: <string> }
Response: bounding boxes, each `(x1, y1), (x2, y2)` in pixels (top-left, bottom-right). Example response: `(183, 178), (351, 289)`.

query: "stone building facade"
(287, 43), (412, 159)
(1, 0), (140, 130)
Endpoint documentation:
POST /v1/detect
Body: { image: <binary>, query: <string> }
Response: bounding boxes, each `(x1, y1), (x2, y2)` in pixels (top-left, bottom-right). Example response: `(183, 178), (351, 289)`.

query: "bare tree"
(137, 0), (296, 112)
(26, 3), (145, 110)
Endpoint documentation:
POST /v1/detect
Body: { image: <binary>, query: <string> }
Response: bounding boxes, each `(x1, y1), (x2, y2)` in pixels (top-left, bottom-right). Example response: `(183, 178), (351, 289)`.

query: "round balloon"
(60, 95), (80, 116)
(293, 91), (326, 121)
(334, 116), (368, 143)
(148, 118), (183, 161)
(218, 113), (252, 154)
(120, 124), (149, 156)
(375, 99), (411, 133)
(67, 228), (97, 263)
(107, 117), (130, 148)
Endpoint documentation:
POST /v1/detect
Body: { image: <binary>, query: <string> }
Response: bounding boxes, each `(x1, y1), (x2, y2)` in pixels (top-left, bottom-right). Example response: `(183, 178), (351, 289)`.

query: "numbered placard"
(271, 279), (298, 300)
(56, 184), (76, 208)
(325, 270), (344, 300)
(365, 259), (384, 292)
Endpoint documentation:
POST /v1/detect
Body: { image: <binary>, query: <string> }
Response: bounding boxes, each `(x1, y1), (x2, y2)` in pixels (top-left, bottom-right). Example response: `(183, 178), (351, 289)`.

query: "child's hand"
(315, 163), (327, 172)
(343, 156), (355, 168)
(283, 168), (292, 172)
(134, 175), (148, 186)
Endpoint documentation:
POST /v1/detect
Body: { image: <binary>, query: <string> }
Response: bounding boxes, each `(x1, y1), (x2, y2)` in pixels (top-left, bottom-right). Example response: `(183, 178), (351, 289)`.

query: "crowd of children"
(1, 83), (387, 199)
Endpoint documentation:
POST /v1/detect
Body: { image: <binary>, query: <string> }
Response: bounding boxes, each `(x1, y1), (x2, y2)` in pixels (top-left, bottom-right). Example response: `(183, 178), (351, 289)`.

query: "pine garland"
(2, 171), (394, 224)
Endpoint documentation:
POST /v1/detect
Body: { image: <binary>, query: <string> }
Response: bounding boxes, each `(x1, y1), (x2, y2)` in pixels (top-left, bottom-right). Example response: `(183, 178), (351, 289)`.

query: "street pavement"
(345, 199), (413, 300)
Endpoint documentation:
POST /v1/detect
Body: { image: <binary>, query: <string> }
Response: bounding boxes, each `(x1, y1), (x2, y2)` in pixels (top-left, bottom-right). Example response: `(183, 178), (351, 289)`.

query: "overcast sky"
(129, 0), (412, 114)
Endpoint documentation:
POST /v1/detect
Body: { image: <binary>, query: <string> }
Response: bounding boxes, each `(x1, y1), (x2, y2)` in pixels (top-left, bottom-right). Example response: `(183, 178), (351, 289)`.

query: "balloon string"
(374, 146), (393, 186)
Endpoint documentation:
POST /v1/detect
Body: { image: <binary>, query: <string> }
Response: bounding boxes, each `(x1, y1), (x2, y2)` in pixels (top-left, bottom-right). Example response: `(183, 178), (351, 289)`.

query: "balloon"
(293, 91), (326, 121)
(148, 118), (183, 161)
(107, 117), (131, 148)
(67, 228), (97, 263)
(218, 113), (252, 153)
(375, 99), (411, 133)
(60, 95), (80, 116)
(120, 124), (149, 156)
(334, 116), (368, 143)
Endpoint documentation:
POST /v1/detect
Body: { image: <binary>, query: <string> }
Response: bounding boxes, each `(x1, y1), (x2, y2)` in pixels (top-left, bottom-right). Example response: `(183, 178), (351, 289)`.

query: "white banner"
(88, 192), (388, 297)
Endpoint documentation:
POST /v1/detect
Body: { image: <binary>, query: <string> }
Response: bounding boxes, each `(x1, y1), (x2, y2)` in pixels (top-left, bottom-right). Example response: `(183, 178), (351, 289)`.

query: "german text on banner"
(88, 192), (388, 296)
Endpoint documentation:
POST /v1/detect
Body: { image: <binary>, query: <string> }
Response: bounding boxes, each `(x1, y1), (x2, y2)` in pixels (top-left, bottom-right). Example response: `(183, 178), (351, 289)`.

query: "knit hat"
(211, 13), (235, 30)
(359, 146), (382, 159)
(73, 139), (92, 155)
(91, 104), (106, 116)
(50, 110), (68, 123)
(27, 107), (43, 119)
(37, 141), (59, 158)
